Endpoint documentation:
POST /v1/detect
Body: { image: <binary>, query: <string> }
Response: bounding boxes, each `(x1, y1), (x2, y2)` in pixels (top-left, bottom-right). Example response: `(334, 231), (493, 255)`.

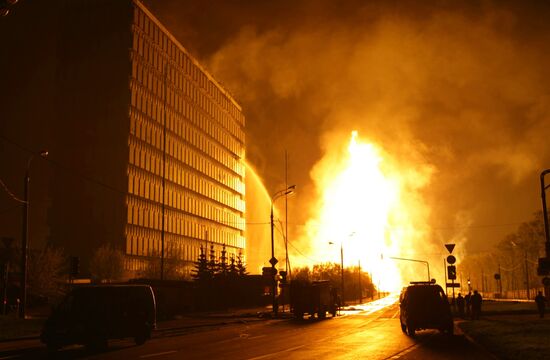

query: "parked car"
(399, 281), (453, 336)
(41, 284), (156, 351)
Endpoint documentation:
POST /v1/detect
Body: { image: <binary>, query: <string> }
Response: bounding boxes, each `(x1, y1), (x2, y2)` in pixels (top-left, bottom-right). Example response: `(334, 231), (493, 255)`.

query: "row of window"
(130, 53), (245, 146)
(129, 104), (244, 179)
(126, 198), (244, 247)
(128, 138), (245, 209)
(124, 223), (244, 262)
(128, 165), (245, 230)
(132, 6), (244, 127)
(130, 59), (244, 157)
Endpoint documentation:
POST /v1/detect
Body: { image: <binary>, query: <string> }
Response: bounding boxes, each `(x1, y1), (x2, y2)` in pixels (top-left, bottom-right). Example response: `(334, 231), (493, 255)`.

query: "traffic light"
(279, 270), (287, 284)
(447, 265), (457, 280)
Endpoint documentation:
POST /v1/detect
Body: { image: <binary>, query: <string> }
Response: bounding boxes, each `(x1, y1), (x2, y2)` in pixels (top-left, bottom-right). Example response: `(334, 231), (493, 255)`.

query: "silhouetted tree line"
(0, 242), (68, 309)
(192, 244), (247, 282)
(293, 262), (375, 302)
(191, 244), (260, 310)
(458, 211), (547, 298)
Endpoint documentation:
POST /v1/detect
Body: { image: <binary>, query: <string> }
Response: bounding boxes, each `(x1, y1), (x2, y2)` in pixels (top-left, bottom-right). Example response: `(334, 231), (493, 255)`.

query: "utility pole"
(524, 249), (530, 300)
(541, 170), (550, 258)
(270, 186), (295, 316)
(498, 263), (503, 296)
(341, 242), (345, 305)
(160, 62), (168, 280)
(20, 150), (48, 319)
(358, 260), (362, 304)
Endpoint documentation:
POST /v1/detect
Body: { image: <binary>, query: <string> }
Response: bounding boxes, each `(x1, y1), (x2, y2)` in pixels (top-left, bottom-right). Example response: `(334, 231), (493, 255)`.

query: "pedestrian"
(464, 291), (472, 318)
(456, 293), (465, 318)
(471, 290), (482, 320)
(535, 291), (546, 318)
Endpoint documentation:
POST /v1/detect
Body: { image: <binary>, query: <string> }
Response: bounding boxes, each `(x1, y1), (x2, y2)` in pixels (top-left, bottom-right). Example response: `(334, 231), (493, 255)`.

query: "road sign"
(446, 283), (460, 288)
(447, 255), (456, 264)
(269, 257), (278, 266)
(494, 273), (501, 280)
(543, 277), (550, 287)
(445, 244), (455, 254)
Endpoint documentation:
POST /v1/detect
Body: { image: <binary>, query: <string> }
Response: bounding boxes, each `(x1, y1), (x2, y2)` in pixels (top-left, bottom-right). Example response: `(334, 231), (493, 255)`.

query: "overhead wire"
(0, 178), (26, 204)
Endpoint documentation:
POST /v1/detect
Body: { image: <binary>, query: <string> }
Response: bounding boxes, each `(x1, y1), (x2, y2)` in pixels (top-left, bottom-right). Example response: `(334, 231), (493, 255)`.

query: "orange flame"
(302, 131), (433, 291)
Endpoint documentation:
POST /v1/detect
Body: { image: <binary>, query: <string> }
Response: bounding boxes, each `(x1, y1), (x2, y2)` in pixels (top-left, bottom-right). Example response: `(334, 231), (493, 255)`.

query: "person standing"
(535, 291), (546, 318)
(464, 292), (472, 318)
(456, 293), (465, 318)
(471, 290), (482, 320)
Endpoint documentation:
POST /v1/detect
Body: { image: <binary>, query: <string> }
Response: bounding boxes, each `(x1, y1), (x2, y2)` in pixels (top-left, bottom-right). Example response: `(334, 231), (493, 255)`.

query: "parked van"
(41, 284), (156, 351)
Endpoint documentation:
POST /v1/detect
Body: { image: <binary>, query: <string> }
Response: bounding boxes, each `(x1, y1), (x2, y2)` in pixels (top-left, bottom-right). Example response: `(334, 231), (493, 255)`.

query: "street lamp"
(328, 232), (354, 306)
(20, 150), (48, 319)
(387, 256), (431, 282)
(270, 185), (295, 316)
(540, 169), (550, 259)
(328, 241), (345, 306)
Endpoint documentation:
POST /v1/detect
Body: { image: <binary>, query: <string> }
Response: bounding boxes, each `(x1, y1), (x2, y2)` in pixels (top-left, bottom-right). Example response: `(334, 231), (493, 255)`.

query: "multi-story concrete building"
(125, 1), (246, 275)
(0, 0), (246, 277)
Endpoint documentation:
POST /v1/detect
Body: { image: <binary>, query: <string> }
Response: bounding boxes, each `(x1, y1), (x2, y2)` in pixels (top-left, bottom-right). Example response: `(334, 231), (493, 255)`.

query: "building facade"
(0, 0), (246, 278)
(126, 2), (246, 275)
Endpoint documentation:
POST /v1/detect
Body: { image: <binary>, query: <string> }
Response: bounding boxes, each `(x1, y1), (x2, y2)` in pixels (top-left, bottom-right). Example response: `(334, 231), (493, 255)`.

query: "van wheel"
(400, 322), (406, 333)
(135, 329), (150, 345)
(407, 323), (415, 337)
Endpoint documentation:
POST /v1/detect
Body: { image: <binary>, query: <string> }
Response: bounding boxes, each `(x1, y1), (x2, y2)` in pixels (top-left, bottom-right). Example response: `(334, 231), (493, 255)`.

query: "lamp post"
(270, 185), (295, 316)
(540, 169), (550, 258)
(20, 150), (48, 319)
(388, 256), (431, 282)
(329, 232), (354, 306)
(329, 241), (345, 306)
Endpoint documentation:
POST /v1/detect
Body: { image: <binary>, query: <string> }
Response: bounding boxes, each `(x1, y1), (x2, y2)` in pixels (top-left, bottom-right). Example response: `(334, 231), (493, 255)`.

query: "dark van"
(399, 281), (453, 336)
(41, 284), (156, 351)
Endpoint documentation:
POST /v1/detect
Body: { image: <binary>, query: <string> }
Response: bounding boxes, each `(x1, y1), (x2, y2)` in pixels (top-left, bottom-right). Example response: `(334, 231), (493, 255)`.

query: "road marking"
(387, 343), (420, 359)
(246, 344), (306, 360)
(139, 350), (178, 358)
(248, 335), (267, 340)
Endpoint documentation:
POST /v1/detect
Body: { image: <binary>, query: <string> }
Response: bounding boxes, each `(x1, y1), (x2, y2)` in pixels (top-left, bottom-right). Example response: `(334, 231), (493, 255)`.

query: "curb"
(455, 321), (499, 360)
(0, 334), (40, 343)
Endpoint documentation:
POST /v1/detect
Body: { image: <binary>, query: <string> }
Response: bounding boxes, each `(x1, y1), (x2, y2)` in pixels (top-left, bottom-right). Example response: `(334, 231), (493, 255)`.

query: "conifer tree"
(218, 244), (228, 277)
(192, 245), (210, 282)
(207, 244), (218, 276)
(229, 254), (238, 278)
(236, 250), (248, 277)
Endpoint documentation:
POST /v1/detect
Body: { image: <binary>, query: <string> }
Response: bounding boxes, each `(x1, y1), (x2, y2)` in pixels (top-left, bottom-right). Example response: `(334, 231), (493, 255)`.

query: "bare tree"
(89, 244), (125, 282)
(27, 246), (67, 303)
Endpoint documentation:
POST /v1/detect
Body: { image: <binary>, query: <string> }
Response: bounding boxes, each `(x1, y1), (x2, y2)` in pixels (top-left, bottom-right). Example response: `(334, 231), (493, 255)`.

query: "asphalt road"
(0, 296), (494, 360)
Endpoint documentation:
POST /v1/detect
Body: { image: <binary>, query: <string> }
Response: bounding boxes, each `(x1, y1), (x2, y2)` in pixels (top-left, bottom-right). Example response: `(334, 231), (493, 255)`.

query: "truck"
(289, 280), (338, 319)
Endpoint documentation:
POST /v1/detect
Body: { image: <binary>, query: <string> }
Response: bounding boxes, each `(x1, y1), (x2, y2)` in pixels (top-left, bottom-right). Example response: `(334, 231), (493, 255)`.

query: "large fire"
(304, 131), (432, 292)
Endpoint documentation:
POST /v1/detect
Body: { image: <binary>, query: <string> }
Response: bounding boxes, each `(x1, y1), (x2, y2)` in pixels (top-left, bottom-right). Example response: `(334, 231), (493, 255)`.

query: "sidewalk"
(456, 300), (550, 360)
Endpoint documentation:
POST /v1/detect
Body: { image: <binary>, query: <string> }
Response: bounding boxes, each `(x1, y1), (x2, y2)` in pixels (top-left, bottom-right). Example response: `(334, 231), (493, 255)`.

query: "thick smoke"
(147, 0), (550, 268)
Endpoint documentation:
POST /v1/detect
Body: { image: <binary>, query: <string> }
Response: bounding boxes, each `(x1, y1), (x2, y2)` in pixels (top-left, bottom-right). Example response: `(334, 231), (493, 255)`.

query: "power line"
(0, 178), (25, 203)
